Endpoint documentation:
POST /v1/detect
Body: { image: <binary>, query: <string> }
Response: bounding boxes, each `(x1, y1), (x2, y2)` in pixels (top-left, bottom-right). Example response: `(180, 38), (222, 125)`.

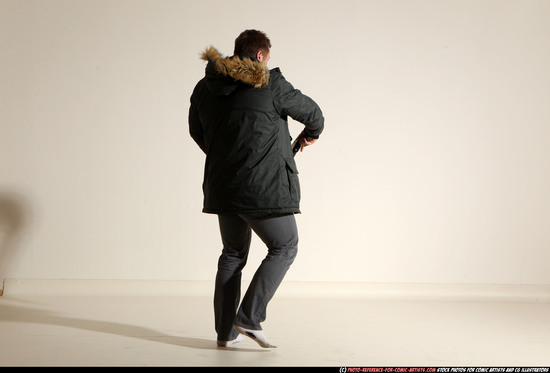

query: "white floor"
(0, 280), (549, 367)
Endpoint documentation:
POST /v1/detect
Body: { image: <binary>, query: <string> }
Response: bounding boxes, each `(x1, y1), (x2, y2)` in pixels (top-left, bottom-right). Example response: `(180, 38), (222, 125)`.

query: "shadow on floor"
(0, 301), (266, 353)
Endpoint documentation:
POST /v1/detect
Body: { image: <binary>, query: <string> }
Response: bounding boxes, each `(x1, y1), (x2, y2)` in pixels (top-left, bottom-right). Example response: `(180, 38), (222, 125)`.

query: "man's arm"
(271, 68), (324, 140)
(188, 94), (207, 154)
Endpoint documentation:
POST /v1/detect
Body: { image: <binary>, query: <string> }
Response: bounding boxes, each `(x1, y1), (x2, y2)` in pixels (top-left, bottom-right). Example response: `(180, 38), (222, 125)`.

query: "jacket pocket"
(284, 157), (300, 203)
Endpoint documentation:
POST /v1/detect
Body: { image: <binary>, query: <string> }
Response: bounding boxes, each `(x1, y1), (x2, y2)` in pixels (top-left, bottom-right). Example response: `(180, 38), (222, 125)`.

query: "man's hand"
(299, 136), (317, 151)
(297, 131), (317, 152)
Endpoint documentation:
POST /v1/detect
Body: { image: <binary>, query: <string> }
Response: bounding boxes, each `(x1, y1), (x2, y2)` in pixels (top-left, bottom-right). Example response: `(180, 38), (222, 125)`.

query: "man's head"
(234, 29), (271, 65)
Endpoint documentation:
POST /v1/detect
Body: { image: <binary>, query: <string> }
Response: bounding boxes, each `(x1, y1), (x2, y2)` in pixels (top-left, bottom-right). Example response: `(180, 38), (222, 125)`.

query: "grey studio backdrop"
(1, 0), (549, 293)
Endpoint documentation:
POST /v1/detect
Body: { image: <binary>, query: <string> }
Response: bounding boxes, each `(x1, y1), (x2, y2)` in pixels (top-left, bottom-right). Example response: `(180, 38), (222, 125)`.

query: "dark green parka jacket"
(189, 47), (324, 215)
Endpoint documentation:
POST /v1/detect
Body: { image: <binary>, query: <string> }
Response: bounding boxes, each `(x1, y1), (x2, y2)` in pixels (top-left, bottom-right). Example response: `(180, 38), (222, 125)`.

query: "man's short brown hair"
(234, 29), (271, 57)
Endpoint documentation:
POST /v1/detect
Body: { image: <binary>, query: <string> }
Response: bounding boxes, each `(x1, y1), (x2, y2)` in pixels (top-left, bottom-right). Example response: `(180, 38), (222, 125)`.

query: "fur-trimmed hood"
(201, 46), (270, 88)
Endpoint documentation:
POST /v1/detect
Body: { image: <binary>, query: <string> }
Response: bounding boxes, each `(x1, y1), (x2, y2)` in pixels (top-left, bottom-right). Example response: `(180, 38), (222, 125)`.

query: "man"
(188, 29), (324, 348)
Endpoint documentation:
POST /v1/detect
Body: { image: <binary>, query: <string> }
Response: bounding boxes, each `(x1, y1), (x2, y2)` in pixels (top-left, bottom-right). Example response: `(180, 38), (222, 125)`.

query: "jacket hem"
(202, 208), (300, 215)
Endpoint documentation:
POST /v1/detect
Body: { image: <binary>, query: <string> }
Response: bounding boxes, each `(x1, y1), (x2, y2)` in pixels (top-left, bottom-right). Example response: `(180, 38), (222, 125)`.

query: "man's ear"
(256, 50), (264, 62)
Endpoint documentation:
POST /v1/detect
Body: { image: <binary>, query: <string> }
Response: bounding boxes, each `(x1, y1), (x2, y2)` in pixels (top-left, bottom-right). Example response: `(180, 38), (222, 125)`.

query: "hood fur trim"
(201, 46), (269, 88)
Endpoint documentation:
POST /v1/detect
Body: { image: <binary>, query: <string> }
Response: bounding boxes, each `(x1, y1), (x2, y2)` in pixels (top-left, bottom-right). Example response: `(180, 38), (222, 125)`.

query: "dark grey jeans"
(214, 213), (298, 341)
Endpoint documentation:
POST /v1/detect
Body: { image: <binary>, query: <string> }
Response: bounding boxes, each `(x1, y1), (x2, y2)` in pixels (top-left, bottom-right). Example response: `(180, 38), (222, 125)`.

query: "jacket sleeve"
(188, 91), (207, 154)
(271, 68), (324, 139)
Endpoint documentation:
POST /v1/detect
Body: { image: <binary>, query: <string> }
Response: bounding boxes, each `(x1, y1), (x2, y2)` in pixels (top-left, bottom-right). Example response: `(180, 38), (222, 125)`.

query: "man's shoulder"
(268, 68), (292, 91)
(269, 67), (284, 81)
(190, 77), (207, 96)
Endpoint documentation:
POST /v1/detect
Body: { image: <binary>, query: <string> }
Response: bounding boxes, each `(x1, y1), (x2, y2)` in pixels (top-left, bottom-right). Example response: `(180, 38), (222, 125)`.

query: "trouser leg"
(214, 214), (251, 341)
(234, 213), (298, 330)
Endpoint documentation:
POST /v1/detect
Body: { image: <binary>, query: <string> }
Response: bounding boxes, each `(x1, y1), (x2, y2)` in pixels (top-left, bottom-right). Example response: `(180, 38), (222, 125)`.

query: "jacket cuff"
(304, 130), (320, 140)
